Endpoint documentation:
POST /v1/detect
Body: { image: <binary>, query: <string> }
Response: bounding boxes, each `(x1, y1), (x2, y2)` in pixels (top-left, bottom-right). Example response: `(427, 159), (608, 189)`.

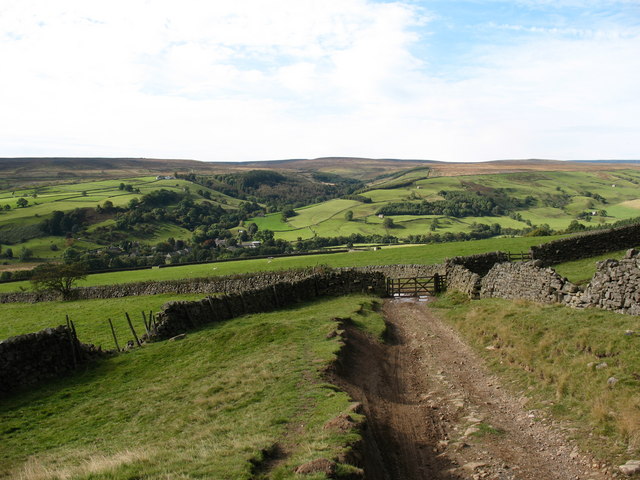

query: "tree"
(18, 246), (33, 261)
(255, 229), (275, 243)
(16, 198), (28, 208)
(344, 210), (354, 221)
(30, 262), (87, 300)
(383, 217), (395, 229)
(281, 208), (297, 220)
(247, 222), (258, 236)
(62, 247), (81, 264)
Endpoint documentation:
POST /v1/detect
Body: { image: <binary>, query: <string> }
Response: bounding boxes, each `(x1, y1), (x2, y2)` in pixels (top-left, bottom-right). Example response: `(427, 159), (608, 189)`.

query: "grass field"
(433, 294), (640, 461)
(0, 235), (559, 293)
(0, 293), (206, 346)
(0, 295), (383, 480)
(3, 167), (640, 263)
(248, 170), (640, 241)
(0, 177), (239, 216)
(0, 176), (240, 247)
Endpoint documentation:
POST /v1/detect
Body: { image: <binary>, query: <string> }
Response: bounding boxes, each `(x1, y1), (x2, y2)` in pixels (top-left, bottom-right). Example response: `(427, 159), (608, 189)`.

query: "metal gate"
(386, 274), (447, 297)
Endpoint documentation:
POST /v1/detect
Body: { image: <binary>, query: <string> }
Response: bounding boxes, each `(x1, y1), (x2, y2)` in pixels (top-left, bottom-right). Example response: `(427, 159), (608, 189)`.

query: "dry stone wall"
(470, 249), (640, 316)
(352, 264), (444, 278)
(531, 224), (640, 266)
(0, 268), (370, 304)
(150, 270), (386, 340)
(0, 325), (102, 397)
(0, 265), (445, 305)
(0, 254), (508, 305)
(446, 264), (482, 299)
(480, 260), (580, 304)
(579, 249), (640, 315)
(446, 251), (509, 276)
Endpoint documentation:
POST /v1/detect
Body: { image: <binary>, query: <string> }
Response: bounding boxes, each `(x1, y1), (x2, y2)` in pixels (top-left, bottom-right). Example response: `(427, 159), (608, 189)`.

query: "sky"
(0, 0), (639, 162)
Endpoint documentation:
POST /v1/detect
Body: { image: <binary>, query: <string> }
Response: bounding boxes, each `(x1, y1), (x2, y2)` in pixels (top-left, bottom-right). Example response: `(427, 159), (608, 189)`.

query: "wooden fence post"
(434, 273), (441, 293)
(141, 311), (150, 334)
(125, 312), (142, 347)
(65, 315), (77, 369)
(108, 318), (120, 351)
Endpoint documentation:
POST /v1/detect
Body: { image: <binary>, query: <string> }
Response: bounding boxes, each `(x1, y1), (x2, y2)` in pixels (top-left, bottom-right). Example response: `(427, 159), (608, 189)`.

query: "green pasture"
(604, 203), (640, 219)
(0, 295), (381, 479)
(248, 170), (640, 241)
(368, 166), (432, 189)
(121, 222), (193, 245)
(0, 176), (239, 229)
(0, 236), (101, 261)
(0, 175), (243, 250)
(519, 207), (579, 229)
(0, 235), (559, 293)
(0, 293), (205, 346)
(364, 187), (422, 203)
(248, 213), (291, 231)
(287, 199), (361, 228)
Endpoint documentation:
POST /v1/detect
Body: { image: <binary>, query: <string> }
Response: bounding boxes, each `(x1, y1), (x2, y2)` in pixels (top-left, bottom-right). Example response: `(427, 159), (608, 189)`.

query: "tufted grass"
(0, 295), (384, 480)
(432, 293), (640, 462)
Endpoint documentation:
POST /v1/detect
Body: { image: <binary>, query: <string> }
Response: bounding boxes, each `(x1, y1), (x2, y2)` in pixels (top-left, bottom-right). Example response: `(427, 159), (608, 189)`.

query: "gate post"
(434, 273), (441, 293)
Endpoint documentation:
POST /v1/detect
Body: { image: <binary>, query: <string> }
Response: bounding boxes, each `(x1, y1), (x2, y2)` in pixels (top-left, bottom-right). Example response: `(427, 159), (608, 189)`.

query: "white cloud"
(0, 1), (638, 161)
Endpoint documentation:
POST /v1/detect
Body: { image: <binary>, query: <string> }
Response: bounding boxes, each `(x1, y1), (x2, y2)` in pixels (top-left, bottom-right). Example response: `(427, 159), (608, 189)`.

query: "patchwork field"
(0, 176), (239, 247)
(250, 170), (640, 240)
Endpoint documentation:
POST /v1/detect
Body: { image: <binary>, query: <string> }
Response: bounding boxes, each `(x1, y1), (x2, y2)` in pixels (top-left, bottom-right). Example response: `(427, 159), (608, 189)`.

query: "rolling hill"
(2, 157), (640, 273)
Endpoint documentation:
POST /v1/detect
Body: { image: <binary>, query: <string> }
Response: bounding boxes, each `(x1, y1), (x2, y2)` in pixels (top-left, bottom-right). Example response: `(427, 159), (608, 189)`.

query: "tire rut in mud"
(331, 317), (460, 480)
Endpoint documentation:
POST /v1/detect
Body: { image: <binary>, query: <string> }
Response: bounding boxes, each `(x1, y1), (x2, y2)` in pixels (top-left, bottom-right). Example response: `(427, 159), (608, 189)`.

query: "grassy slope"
(0, 177), (239, 216)
(0, 176), (239, 252)
(248, 170), (640, 240)
(0, 235), (559, 293)
(432, 294), (640, 461)
(0, 293), (206, 346)
(0, 295), (383, 480)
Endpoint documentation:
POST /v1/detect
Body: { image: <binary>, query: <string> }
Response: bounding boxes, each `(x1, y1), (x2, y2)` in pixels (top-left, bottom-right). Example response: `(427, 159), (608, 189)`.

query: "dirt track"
(334, 298), (615, 480)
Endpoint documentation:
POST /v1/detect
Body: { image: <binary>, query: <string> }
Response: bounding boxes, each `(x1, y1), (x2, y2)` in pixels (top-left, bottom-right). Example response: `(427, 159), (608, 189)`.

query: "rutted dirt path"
(334, 298), (615, 480)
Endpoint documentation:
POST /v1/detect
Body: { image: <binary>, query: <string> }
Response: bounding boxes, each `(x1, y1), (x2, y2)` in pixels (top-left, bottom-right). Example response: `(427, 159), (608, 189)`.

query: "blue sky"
(0, 0), (638, 162)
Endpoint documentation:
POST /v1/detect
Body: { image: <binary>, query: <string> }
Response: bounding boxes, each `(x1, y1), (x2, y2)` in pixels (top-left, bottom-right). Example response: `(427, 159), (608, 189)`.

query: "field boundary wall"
(149, 270), (386, 340)
(0, 325), (102, 398)
(530, 223), (640, 265)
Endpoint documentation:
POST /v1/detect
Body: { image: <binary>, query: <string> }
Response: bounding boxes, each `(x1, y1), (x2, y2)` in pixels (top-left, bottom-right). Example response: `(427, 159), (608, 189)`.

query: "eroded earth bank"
(332, 298), (615, 480)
